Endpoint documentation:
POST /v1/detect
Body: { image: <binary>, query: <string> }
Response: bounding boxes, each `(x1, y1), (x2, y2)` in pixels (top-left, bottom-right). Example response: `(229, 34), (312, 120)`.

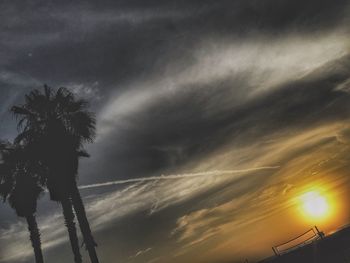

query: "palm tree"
(12, 86), (99, 263)
(0, 141), (44, 263)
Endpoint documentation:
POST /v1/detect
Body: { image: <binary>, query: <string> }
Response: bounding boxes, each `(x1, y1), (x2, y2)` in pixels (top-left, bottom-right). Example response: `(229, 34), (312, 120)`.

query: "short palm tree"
(12, 86), (99, 263)
(0, 141), (44, 263)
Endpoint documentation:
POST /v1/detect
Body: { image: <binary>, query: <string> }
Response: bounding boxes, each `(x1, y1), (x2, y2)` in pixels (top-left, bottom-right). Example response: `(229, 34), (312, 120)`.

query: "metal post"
(272, 246), (279, 256)
(314, 225), (325, 239)
(314, 225), (320, 234)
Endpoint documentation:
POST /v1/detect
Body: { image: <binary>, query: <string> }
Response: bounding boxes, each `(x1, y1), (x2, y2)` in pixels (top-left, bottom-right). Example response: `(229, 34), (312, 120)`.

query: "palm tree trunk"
(61, 197), (83, 263)
(71, 184), (99, 263)
(26, 214), (44, 263)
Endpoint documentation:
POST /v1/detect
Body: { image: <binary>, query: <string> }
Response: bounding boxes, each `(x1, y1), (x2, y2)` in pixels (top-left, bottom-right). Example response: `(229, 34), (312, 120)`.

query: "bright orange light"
(294, 187), (338, 224)
(300, 191), (329, 219)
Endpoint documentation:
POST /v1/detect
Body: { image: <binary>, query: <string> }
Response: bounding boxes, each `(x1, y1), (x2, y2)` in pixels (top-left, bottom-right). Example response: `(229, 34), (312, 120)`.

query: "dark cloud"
(81, 55), (350, 184)
(1, 0), (349, 89)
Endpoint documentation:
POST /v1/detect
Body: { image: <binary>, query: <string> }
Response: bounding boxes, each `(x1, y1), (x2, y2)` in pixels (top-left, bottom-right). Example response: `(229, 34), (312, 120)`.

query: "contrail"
(78, 166), (280, 190)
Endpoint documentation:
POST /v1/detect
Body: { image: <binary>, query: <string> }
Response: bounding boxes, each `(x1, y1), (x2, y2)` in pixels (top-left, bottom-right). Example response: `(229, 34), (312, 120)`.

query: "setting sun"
(295, 186), (341, 225)
(300, 191), (329, 218)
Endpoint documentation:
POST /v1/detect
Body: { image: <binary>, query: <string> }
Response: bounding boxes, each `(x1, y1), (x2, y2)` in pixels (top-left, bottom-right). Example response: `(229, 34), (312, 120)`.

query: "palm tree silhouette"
(12, 86), (99, 263)
(0, 141), (44, 263)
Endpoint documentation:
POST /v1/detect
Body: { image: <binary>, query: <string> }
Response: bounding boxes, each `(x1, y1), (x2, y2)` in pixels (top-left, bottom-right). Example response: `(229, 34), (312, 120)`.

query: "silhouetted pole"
(314, 225), (325, 239)
(272, 246), (279, 256)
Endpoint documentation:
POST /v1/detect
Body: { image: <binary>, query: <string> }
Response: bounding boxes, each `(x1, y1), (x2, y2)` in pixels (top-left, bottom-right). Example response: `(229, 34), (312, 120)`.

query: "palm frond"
(77, 149), (90, 158)
(11, 106), (32, 116)
(44, 84), (52, 99)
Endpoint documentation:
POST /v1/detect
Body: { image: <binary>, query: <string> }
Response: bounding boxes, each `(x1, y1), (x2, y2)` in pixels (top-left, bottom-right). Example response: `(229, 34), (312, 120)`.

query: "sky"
(1, 0), (350, 262)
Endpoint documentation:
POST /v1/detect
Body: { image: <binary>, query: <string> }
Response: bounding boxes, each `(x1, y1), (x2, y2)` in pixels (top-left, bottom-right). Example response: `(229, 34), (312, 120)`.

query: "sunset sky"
(1, 1), (350, 262)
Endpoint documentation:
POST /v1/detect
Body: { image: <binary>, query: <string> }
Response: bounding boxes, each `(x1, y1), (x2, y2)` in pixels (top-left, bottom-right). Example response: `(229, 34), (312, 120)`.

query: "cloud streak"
(78, 166), (280, 190)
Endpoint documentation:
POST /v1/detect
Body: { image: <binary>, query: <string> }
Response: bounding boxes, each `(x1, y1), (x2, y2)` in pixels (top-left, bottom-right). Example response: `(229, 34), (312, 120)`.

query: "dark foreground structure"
(259, 226), (350, 263)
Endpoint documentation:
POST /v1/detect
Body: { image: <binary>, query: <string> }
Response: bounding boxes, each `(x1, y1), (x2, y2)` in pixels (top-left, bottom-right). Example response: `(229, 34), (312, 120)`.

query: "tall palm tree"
(12, 86), (99, 263)
(0, 141), (44, 263)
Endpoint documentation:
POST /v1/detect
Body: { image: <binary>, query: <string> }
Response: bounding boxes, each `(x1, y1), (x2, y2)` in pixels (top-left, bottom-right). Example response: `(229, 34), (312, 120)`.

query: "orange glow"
(295, 186), (338, 225)
(301, 191), (329, 218)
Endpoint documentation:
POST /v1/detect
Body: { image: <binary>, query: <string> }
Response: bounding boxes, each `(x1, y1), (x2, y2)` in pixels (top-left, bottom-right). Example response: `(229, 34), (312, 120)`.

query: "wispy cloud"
(97, 32), (349, 139)
(129, 247), (152, 259)
(0, 166), (277, 262)
(79, 166), (280, 190)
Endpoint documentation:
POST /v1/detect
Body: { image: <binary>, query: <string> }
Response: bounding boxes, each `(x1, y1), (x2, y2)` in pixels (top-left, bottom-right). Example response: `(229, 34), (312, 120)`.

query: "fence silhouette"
(272, 226), (324, 256)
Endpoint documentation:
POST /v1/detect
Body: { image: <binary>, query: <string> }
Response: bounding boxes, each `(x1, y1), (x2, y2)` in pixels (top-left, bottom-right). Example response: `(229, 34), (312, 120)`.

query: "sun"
(299, 190), (330, 220)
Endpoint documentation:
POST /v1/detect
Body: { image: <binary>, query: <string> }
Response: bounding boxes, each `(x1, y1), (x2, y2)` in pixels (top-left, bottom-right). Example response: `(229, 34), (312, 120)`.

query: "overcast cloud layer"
(1, 1), (350, 262)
